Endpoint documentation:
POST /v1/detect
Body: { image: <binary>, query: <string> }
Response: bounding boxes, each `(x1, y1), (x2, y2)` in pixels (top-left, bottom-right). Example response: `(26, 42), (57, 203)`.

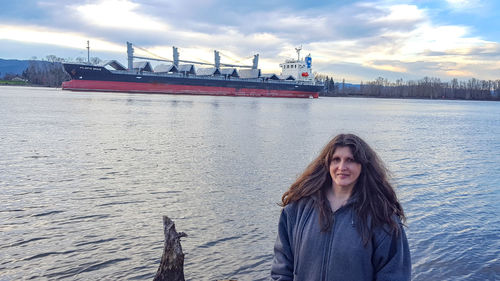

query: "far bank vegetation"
(316, 74), (500, 101)
(1, 55), (100, 87)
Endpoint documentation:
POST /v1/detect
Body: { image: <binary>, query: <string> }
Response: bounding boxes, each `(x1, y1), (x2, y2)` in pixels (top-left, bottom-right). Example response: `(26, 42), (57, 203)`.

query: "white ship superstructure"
(279, 46), (314, 83)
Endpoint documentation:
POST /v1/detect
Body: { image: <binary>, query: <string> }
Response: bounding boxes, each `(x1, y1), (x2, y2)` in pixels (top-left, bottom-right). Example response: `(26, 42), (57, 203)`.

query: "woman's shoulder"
(283, 196), (316, 215)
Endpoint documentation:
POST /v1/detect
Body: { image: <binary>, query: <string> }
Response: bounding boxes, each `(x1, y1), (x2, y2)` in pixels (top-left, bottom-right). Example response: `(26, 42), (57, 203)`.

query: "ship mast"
(87, 40), (90, 64)
(295, 45), (302, 61)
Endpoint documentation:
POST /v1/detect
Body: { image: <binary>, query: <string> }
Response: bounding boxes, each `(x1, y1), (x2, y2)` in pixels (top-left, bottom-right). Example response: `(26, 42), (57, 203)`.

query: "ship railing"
(109, 69), (320, 85)
(267, 80), (318, 86)
(110, 69), (185, 78)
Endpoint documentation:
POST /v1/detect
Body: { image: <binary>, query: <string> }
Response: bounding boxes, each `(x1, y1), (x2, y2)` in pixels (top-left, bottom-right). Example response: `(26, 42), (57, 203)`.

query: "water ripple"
(197, 235), (241, 249)
(24, 249), (78, 261)
(1, 89), (499, 280)
(32, 210), (65, 217)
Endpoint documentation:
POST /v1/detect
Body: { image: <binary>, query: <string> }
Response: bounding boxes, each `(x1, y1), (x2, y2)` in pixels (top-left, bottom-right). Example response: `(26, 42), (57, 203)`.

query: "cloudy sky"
(1, 0), (499, 83)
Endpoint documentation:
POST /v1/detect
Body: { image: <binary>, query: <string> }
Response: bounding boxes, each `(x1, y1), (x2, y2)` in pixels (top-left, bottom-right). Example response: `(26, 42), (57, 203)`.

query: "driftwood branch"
(153, 216), (188, 281)
(153, 216), (237, 281)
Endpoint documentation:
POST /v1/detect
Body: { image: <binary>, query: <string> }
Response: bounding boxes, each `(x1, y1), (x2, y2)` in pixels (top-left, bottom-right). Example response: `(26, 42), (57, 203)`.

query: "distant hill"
(0, 58), (69, 86)
(0, 59), (30, 78)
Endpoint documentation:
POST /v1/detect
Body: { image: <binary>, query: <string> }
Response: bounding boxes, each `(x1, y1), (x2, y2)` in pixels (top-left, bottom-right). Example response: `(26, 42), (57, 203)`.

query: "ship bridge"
(279, 46), (314, 82)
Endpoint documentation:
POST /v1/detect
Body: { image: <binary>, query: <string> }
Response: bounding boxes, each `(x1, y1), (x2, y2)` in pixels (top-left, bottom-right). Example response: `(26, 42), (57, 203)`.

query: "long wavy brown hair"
(281, 133), (406, 244)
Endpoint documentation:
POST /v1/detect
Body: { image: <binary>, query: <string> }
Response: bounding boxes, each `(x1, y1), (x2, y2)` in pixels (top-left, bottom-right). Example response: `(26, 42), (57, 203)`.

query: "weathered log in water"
(153, 216), (188, 281)
(153, 216), (237, 281)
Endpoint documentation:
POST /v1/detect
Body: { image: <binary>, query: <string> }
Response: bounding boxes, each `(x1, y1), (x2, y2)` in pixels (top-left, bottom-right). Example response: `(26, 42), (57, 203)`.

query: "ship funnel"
(252, 54), (259, 69)
(127, 42), (134, 70)
(305, 54), (312, 69)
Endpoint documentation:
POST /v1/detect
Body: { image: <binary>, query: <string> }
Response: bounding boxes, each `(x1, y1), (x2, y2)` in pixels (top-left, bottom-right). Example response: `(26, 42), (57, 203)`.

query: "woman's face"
(329, 146), (362, 190)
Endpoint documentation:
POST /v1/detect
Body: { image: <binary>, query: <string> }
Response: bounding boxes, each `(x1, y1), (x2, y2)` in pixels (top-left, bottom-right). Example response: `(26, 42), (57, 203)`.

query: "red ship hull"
(62, 80), (319, 98)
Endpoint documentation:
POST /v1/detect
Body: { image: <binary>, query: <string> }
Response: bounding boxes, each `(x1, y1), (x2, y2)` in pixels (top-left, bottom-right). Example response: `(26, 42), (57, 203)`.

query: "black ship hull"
(62, 63), (322, 98)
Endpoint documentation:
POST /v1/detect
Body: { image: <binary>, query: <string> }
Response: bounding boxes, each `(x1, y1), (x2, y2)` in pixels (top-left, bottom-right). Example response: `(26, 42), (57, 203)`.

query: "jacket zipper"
(322, 212), (336, 281)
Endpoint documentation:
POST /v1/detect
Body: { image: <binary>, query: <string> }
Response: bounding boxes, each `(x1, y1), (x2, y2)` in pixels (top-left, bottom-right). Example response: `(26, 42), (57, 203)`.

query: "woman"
(271, 134), (411, 281)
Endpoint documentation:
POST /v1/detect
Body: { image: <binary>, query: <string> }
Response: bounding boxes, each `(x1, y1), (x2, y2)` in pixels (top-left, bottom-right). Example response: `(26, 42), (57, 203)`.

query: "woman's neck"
(327, 187), (352, 212)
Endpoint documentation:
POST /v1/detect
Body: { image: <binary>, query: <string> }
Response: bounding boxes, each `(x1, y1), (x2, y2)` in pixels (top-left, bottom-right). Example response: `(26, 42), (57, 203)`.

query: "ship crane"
(127, 42), (259, 70)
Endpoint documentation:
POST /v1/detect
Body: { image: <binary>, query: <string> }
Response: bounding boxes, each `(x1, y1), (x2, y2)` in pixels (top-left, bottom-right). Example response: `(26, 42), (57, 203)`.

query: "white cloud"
(404, 24), (477, 54)
(446, 0), (481, 9)
(73, 0), (169, 31)
(374, 4), (425, 22)
(0, 24), (124, 52)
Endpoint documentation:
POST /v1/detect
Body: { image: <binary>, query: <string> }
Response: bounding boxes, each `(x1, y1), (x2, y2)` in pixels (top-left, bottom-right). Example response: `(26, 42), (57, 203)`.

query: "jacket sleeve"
(270, 208), (294, 281)
(372, 223), (411, 281)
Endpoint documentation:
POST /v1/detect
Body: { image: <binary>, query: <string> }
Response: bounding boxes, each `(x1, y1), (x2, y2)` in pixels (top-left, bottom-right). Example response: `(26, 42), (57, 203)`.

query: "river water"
(1, 86), (499, 280)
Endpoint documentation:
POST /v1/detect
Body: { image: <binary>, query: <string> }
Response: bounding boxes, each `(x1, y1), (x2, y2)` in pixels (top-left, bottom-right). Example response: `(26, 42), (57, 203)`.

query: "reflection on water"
(0, 86), (499, 280)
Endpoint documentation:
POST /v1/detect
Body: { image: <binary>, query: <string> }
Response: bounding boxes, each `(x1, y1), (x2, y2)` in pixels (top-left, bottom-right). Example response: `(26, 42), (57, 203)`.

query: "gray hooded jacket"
(271, 196), (411, 281)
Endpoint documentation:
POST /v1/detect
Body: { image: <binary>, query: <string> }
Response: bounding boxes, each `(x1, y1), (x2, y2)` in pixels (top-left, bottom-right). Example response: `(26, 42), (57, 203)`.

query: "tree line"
(315, 74), (500, 101)
(2, 55), (103, 87)
(22, 60), (69, 87)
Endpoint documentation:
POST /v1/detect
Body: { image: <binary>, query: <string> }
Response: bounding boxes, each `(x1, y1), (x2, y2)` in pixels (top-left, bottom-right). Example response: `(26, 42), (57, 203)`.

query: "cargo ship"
(62, 42), (323, 98)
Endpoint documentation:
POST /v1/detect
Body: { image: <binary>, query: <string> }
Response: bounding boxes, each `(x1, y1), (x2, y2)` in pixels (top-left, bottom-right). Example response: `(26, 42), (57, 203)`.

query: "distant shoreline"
(1, 83), (498, 102)
(321, 93), (500, 102)
(0, 81), (53, 87)
(0, 80), (29, 86)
